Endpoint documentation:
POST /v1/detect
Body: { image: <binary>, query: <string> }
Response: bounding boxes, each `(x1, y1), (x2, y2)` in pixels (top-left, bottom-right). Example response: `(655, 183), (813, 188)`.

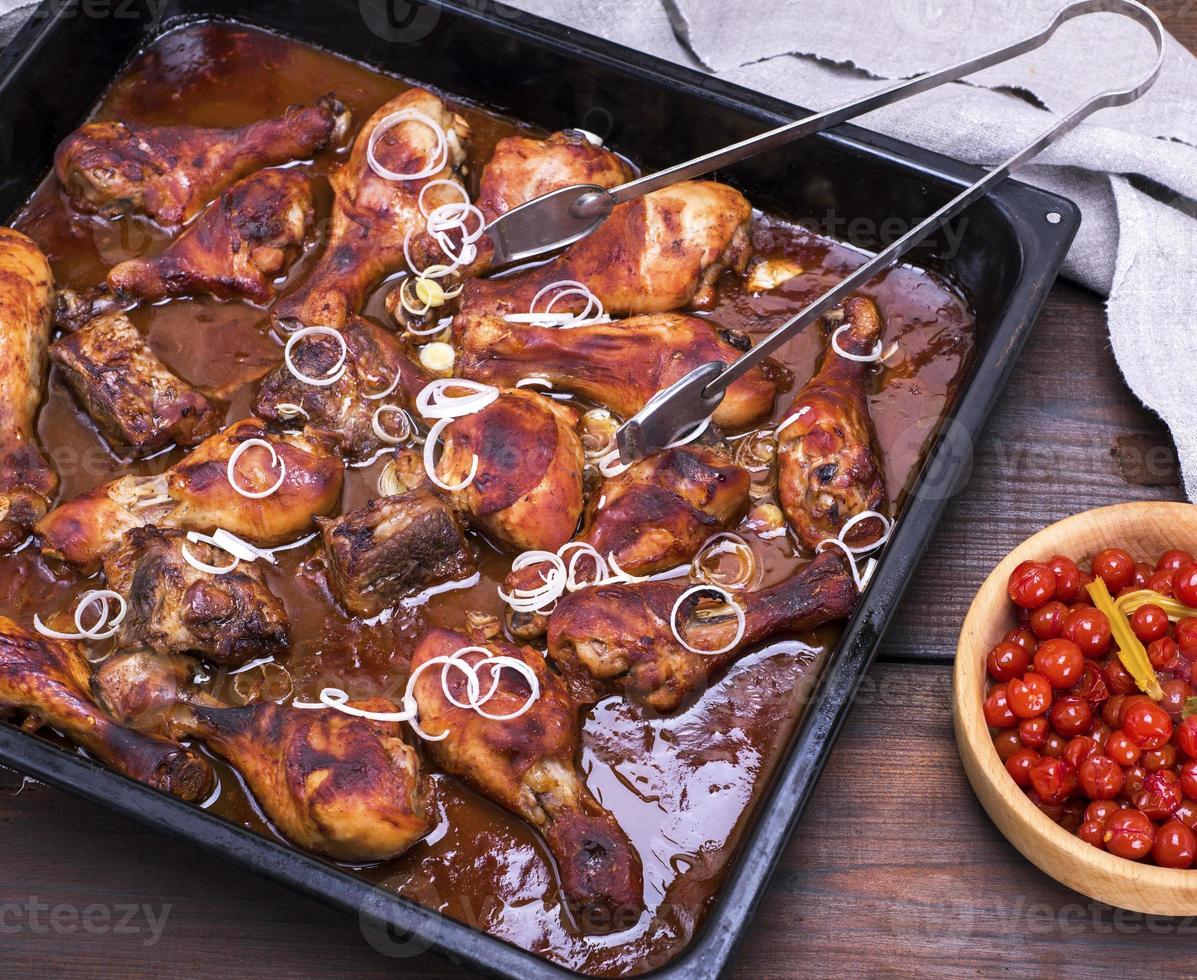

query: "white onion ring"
(498, 550), (567, 613)
(181, 540), (240, 575)
(284, 326), (348, 388)
(415, 378), (499, 420)
(690, 532), (761, 592)
(366, 108), (448, 182)
(418, 178), (469, 218)
(292, 687), (414, 723)
(226, 438), (286, 500)
(34, 589), (127, 642)
(831, 324), (885, 362)
(669, 585), (746, 656)
(560, 542), (609, 592)
(774, 404), (813, 439)
(372, 405), (415, 446)
(423, 416), (478, 492)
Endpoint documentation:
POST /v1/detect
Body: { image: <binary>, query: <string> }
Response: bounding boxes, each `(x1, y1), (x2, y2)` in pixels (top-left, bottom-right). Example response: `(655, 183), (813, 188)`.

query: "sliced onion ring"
(669, 585), (746, 656)
(831, 324), (885, 363)
(34, 589), (127, 642)
(366, 108), (448, 183)
(415, 378), (499, 420)
(690, 532), (761, 592)
(372, 405), (415, 445)
(284, 326), (348, 388)
(423, 416), (478, 492)
(227, 438), (287, 500)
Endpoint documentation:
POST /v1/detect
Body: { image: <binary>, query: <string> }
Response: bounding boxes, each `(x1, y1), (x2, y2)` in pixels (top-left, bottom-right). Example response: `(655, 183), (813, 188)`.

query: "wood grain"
(3, 4), (1196, 979)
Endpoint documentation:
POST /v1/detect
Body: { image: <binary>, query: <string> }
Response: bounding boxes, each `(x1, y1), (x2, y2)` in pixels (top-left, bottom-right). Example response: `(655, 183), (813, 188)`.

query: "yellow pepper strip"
(1087, 577), (1164, 700)
(1115, 588), (1197, 622)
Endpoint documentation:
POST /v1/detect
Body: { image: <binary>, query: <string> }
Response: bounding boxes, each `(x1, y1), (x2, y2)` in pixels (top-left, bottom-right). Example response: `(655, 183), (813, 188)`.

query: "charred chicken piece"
(776, 297), (888, 550)
(254, 315), (429, 461)
(0, 229), (58, 550)
(435, 388), (584, 554)
(505, 445), (751, 641)
(56, 169), (316, 332)
(35, 418), (344, 572)
(93, 648), (431, 863)
(102, 526), (289, 668)
(458, 180), (752, 319)
(547, 549), (858, 713)
(318, 487), (475, 617)
(475, 130), (634, 223)
(275, 88), (470, 329)
(0, 616), (214, 801)
(49, 312), (221, 455)
(411, 628), (644, 931)
(458, 312), (781, 430)
(54, 95), (349, 225)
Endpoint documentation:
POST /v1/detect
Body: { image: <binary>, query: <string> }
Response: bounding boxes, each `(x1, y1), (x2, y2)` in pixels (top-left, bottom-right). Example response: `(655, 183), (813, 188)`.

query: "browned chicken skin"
(102, 526), (290, 668)
(457, 312), (782, 430)
(434, 388), (584, 554)
(458, 180), (752, 319)
(254, 315), (430, 461)
(54, 95), (349, 225)
(56, 169), (316, 331)
(475, 130), (634, 223)
(0, 617), (214, 801)
(35, 418), (345, 571)
(505, 445), (751, 641)
(49, 312), (222, 455)
(318, 487), (475, 617)
(0, 229), (58, 551)
(275, 88), (469, 329)
(410, 628), (644, 931)
(547, 549), (858, 713)
(776, 297), (887, 550)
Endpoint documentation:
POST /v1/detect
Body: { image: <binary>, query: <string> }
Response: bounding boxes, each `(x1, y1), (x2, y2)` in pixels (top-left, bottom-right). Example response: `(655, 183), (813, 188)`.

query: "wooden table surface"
(2, 5), (1194, 979)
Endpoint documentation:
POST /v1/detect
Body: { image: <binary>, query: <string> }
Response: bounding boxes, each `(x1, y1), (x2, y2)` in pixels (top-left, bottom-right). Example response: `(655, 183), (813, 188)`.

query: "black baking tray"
(0, 1), (1080, 977)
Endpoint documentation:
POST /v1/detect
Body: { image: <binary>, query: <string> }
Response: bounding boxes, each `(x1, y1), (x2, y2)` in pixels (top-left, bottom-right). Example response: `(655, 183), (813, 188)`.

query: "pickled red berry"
(1063, 735), (1100, 770)
(1135, 770), (1182, 821)
(1078, 754), (1124, 799)
(1008, 561), (1057, 609)
(1051, 699), (1092, 739)
(1029, 756), (1077, 806)
(1078, 819), (1106, 847)
(986, 641), (1030, 682)
(1123, 699), (1174, 750)
(1106, 730), (1142, 766)
(984, 684), (1017, 728)
(1091, 548), (1136, 594)
(1007, 673), (1052, 718)
(1153, 819), (1197, 869)
(1146, 570), (1175, 596)
(1143, 744), (1178, 772)
(1047, 555), (1082, 602)
(1005, 749), (1039, 788)
(1103, 658), (1137, 696)
(1019, 715), (1048, 750)
(1085, 799), (1120, 825)
(993, 728), (1022, 762)
(1130, 603), (1170, 643)
(1122, 764), (1149, 799)
(1042, 733), (1067, 757)
(1062, 608), (1112, 658)
(1148, 637), (1183, 675)
(1158, 549), (1195, 573)
(1176, 617), (1197, 658)
(1102, 694), (1129, 728)
(1069, 663), (1110, 706)
(1033, 639), (1084, 689)
(1030, 601), (1069, 640)
(1004, 627), (1037, 652)
(1176, 565), (1197, 609)
(1104, 809), (1155, 860)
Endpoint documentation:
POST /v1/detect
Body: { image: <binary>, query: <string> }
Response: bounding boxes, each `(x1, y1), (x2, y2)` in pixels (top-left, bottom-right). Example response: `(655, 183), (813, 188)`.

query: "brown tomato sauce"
(3, 22), (975, 976)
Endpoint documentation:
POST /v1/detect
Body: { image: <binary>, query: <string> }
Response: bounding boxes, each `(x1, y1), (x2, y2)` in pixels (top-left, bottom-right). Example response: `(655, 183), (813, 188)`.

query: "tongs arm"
(614, 0), (1165, 463)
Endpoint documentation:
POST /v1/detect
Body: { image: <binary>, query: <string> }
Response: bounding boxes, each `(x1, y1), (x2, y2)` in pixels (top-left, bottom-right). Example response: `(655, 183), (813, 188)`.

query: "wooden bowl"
(954, 500), (1197, 914)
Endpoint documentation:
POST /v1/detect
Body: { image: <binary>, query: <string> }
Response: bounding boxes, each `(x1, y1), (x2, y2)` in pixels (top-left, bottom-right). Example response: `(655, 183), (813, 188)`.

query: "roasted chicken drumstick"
(776, 297), (888, 551)
(505, 445), (751, 641)
(0, 617), (214, 801)
(410, 628), (644, 931)
(275, 88), (470, 329)
(548, 549), (858, 713)
(0, 229), (58, 550)
(56, 168), (316, 331)
(55, 95), (349, 225)
(458, 312), (781, 430)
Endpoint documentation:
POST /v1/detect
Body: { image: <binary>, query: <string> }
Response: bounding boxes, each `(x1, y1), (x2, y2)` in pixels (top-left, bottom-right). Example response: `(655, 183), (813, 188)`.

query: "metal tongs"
(482, 0), (1166, 463)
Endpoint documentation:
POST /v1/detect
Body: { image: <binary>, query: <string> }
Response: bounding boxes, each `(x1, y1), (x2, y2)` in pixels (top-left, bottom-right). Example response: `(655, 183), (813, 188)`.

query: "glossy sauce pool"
(3, 22), (976, 976)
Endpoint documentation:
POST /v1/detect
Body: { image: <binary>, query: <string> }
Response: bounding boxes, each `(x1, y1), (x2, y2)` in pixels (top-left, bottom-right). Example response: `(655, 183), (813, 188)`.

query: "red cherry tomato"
(1052, 699), (1093, 739)
(1003, 627), (1037, 652)
(986, 641), (1030, 682)
(1091, 548), (1135, 594)
(1102, 694), (1129, 728)
(1078, 819), (1106, 847)
(1106, 729), (1142, 766)
(1158, 678), (1192, 721)
(1176, 565), (1197, 609)
(993, 728), (1022, 762)
(1033, 638), (1084, 689)
(1153, 819), (1197, 869)
(1176, 618), (1197, 659)
(1143, 744), (1178, 772)
(1135, 770), (1182, 820)
(1047, 555), (1082, 603)
(1063, 735), (1100, 770)
(983, 684), (1017, 728)
(1175, 715), (1197, 760)
(1005, 748), (1039, 788)
(1078, 754), (1125, 799)
(1029, 756), (1077, 805)
(1007, 673), (1053, 719)
(1085, 800), (1120, 825)
(1008, 561), (1057, 609)
(1180, 760), (1197, 799)
(1062, 608), (1112, 658)
(1133, 562), (1153, 588)
(1148, 637), (1183, 675)
(1131, 603), (1170, 643)
(1069, 663), (1111, 707)
(1104, 809), (1155, 859)
(1102, 658), (1137, 696)
(1158, 549), (1195, 573)
(1030, 601), (1069, 640)
(1123, 699), (1174, 749)
(1018, 715), (1048, 750)
(1145, 570), (1175, 596)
